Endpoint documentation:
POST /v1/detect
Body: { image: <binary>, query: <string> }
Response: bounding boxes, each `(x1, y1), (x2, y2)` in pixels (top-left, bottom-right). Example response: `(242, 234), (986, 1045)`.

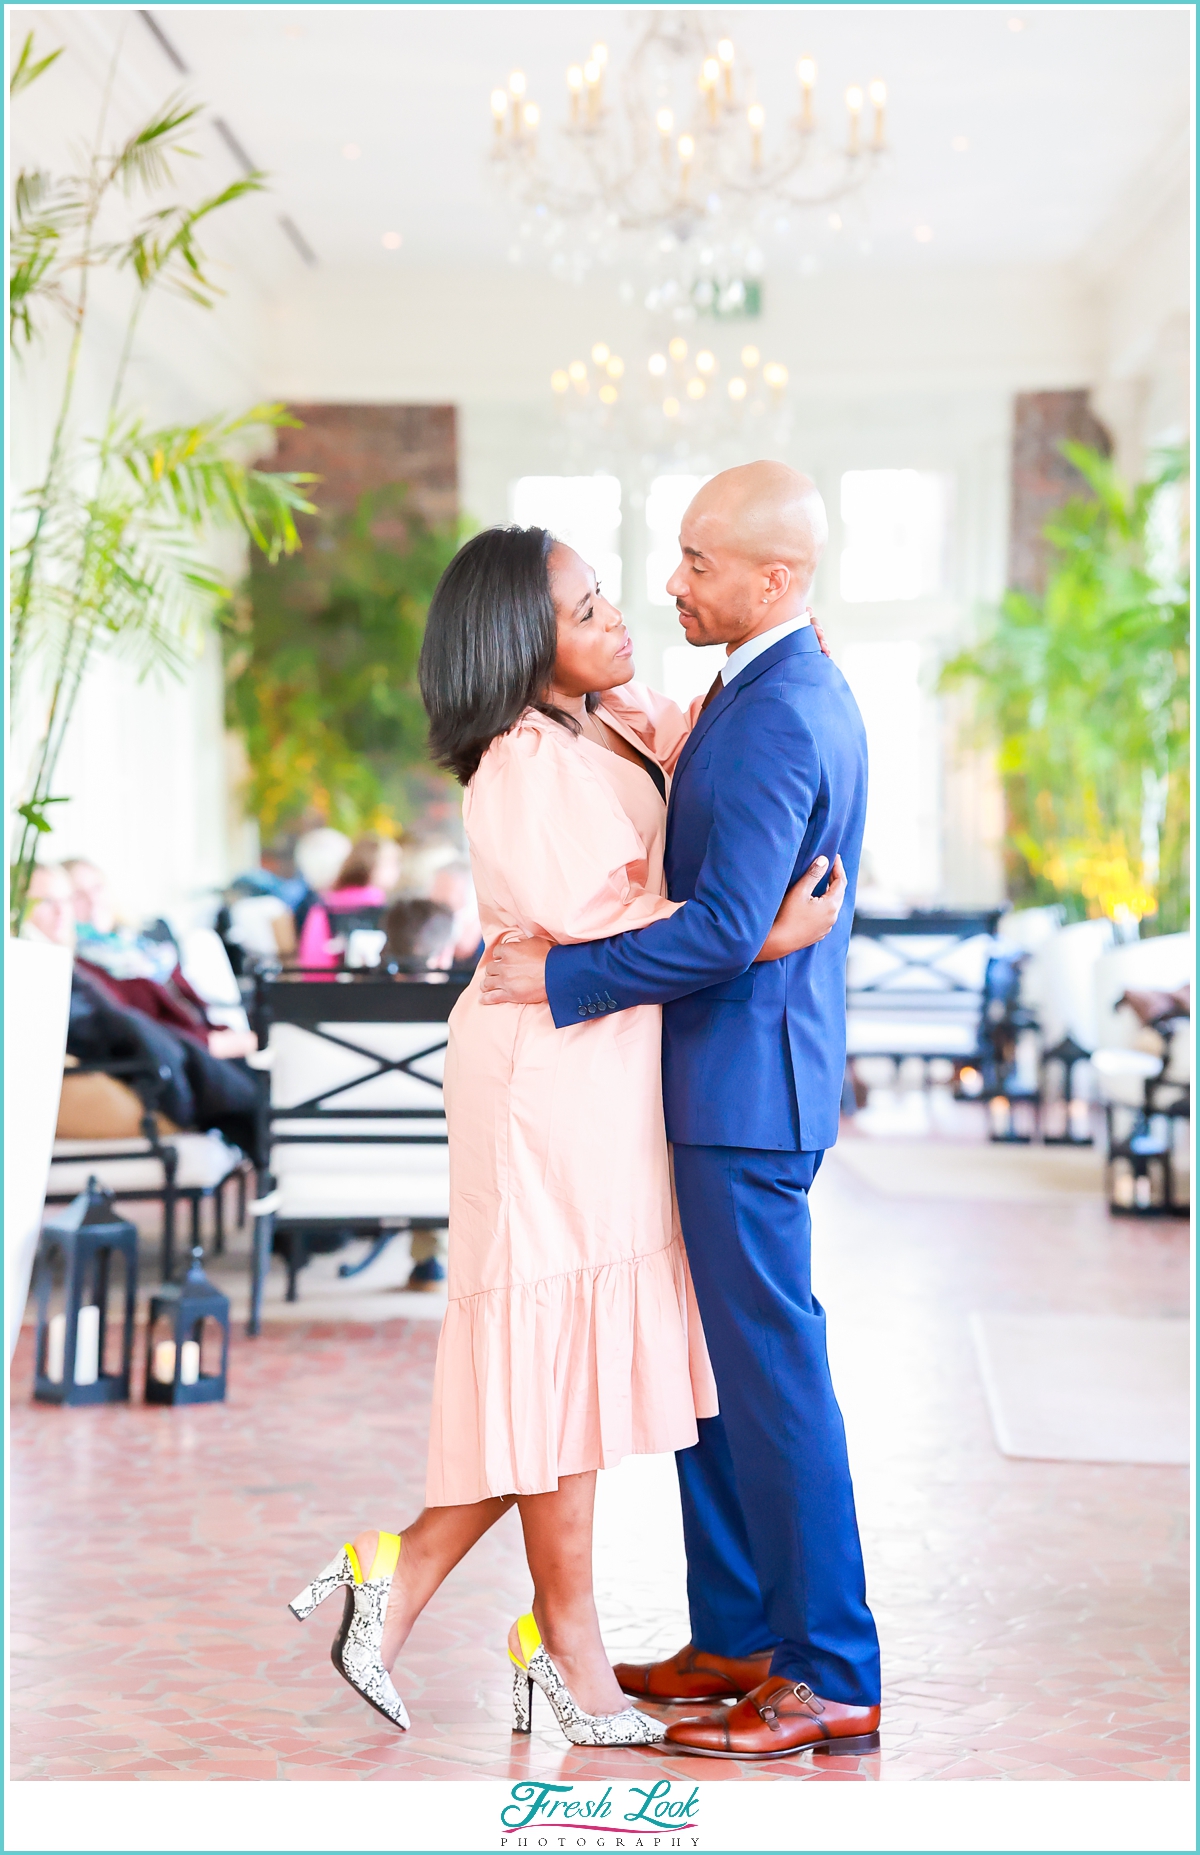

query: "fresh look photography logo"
(500, 1780), (701, 1848)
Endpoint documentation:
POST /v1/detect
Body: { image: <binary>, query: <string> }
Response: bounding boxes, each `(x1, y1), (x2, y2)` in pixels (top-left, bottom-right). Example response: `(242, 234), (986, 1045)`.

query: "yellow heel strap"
(508, 1612), (541, 1669)
(367, 1531), (402, 1582)
(344, 1542), (364, 1585)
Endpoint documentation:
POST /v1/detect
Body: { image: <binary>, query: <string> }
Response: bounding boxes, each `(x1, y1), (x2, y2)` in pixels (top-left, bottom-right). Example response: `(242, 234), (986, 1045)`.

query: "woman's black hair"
(418, 525), (595, 785)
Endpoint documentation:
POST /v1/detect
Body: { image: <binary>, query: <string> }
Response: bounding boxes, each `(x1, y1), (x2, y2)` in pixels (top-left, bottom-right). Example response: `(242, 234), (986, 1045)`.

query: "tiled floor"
(10, 1114), (1190, 1783)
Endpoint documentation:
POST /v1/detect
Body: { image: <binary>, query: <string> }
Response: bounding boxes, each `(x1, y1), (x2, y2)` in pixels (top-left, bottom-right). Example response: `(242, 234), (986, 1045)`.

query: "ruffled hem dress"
(425, 685), (718, 1505)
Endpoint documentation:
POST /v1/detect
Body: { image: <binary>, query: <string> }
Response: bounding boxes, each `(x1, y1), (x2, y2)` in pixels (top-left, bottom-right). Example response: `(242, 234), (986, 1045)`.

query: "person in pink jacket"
(294, 834), (403, 968)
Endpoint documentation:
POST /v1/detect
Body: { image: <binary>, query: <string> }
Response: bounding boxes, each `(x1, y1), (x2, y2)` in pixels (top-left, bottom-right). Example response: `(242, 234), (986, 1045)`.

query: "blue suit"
(546, 627), (881, 1705)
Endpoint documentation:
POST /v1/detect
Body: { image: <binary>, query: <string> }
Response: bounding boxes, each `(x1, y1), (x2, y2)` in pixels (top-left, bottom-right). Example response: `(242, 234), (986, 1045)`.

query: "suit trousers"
(672, 1144), (881, 1707)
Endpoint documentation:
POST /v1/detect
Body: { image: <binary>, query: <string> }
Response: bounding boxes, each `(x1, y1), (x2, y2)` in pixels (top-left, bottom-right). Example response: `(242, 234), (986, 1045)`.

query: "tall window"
(839, 470), (949, 604)
(839, 640), (940, 902)
(645, 474), (723, 706)
(510, 476), (622, 602)
(644, 474), (709, 606)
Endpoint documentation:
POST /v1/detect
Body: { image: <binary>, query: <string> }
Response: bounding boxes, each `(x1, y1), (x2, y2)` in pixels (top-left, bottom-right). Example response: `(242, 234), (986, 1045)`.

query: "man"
(480, 462), (880, 1759)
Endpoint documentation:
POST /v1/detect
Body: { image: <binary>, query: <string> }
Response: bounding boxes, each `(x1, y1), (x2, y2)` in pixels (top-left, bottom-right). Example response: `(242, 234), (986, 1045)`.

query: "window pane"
(510, 475), (622, 601)
(839, 470), (948, 604)
(644, 474), (709, 606)
(840, 640), (940, 904)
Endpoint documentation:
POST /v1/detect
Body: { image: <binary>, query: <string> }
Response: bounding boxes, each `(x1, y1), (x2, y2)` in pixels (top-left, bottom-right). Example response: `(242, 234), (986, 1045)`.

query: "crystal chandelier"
(488, 13), (888, 281)
(546, 335), (793, 476)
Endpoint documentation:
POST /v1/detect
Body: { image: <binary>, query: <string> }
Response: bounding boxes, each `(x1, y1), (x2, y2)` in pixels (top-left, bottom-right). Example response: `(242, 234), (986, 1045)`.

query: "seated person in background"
(428, 858), (484, 969)
(296, 833), (403, 970)
(63, 858), (256, 1059)
(382, 898), (456, 973)
(25, 863), (260, 1158)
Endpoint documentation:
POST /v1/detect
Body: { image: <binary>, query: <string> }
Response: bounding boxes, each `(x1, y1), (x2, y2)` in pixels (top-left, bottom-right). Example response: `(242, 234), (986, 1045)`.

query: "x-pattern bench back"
(850, 911), (1004, 998)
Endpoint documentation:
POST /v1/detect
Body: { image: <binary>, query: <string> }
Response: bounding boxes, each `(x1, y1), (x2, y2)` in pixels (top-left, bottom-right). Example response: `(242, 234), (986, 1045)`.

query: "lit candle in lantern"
(154, 1339), (177, 1384)
(718, 38), (735, 101)
(567, 64), (583, 124)
(180, 1340), (200, 1386)
(868, 79), (887, 149)
(46, 1312), (66, 1384)
(74, 1305), (99, 1386)
(989, 1095), (1012, 1138)
(747, 103), (765, 169)
(845, 85), (864, 154)
(1069, 1097), (1091, 1140)
(797, 56), (817, 131)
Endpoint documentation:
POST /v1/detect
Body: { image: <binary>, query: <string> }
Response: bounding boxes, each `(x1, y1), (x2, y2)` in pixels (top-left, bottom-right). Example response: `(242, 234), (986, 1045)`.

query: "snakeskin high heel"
(509, 1613), (665, 1747)
(289, 1532), (410, 1730)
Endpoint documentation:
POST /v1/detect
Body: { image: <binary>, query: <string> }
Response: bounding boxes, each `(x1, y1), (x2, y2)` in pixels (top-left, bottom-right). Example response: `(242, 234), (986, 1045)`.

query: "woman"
(295, 834), (403, 969)
(289, 527), (846, 1746)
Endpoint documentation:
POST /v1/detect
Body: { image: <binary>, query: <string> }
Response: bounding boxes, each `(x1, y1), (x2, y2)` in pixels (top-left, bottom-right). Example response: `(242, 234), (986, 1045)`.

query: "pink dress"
(426, 685), (717, 1505)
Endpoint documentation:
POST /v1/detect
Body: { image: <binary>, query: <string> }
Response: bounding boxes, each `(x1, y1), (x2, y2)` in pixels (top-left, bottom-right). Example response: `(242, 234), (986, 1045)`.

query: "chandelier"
(488, 13), (888, 281)
(546, 336), (793, 475)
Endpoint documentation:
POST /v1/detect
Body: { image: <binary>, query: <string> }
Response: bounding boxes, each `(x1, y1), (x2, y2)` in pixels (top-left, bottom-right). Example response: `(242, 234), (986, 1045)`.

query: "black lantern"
(144, 1244), (230, 1405)
(1040, 1035), (1094, 1146)
(34, 1178), (138, 1406)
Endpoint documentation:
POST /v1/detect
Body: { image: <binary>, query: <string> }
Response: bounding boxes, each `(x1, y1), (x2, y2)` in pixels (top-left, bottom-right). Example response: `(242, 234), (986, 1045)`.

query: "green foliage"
(941, 443), (1190, 933)
(8, 34), (316, 932)
(223, 487), (462, 839)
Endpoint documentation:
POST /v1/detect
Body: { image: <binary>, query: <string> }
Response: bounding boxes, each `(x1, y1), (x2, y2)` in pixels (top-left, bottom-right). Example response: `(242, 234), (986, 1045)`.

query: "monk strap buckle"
(792, 1683), (824, 1714)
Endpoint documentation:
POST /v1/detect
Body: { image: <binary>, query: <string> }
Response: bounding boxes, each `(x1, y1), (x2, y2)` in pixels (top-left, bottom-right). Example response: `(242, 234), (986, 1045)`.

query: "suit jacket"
(545, 627), (868, 1151)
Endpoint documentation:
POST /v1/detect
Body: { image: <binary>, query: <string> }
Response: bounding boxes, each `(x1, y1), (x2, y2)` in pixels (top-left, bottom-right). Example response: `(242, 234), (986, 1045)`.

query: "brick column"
(265, 404), (458, 535)
(1007, 390), (1110, 596)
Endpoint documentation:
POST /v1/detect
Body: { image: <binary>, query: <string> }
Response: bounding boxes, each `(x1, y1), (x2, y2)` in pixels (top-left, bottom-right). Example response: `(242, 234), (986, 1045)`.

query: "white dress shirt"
(720, 612), (812, 686)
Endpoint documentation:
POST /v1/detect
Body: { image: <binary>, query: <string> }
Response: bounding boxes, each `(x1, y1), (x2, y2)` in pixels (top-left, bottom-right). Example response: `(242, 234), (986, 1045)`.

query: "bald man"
(481, 462), (881, 1758)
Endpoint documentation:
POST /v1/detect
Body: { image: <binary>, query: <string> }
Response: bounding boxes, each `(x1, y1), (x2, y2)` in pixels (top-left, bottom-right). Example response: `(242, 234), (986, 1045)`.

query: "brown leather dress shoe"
(613, 1644), (775, 1704)
(663, 1676), (881, 1759)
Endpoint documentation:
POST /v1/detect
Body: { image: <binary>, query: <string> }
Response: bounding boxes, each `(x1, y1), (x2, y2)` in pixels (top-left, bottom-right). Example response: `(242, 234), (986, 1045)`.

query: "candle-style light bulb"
(741, 343), (760, 369)
(677, 132), (694, 194)
(701, 56), (720, 123)
(567, 64), (583, 124)
(868, 78), (887, 149)
(797, 56), (816, 131)
(584, 58), (600, 124)
(491, 87), (508, 141)
(509, 70), (526, 138)
(590, 42), (607, 111)
(747, 102), (765, 169)
(551, 370), (569, 394)
(845, 85), (864, 153)
(591, 341), (610, 365)
(668, 335), (688, 362)
(728, 376), (747, 401)
(717, 37), (735, 102)
(656, 106), (674, 168)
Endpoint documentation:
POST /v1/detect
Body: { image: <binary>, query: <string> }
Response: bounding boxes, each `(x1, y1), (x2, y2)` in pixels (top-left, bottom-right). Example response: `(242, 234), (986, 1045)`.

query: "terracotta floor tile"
(10, 1144), (1189, 1783)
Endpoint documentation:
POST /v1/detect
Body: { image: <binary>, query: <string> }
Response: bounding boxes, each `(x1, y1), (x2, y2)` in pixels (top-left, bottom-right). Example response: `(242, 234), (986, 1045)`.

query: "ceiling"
(12, 5), (1192, 286)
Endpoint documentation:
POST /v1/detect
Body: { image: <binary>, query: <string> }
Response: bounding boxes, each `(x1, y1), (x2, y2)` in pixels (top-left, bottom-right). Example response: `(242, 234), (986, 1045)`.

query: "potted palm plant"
(6, 33), (315, 1351)
(941, 443), (1189, 935)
